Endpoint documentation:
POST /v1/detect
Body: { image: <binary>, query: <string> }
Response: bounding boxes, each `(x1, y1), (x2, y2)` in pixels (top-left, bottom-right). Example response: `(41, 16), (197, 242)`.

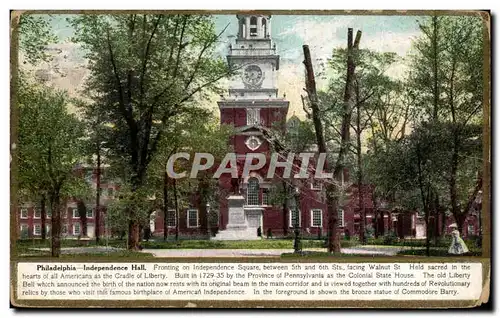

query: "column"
(257, 16), (263, 38)
(245, 16), (250, 39)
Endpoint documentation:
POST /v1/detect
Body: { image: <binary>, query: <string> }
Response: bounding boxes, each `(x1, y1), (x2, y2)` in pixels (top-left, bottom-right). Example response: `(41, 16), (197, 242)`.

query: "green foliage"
(18, 79), (87, 201)
(18, 14), (58, 65)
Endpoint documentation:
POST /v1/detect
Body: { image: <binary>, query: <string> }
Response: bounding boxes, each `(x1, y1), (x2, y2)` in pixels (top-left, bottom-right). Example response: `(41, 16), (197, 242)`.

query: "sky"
(36, 13), (426, 118)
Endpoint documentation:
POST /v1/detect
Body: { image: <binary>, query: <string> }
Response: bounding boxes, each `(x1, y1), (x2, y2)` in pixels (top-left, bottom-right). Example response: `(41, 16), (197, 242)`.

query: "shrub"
(383, 231), (398, 245)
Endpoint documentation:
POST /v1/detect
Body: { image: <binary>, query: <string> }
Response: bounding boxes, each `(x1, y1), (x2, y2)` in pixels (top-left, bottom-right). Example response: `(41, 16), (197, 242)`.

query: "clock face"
(242, 65), (263, 87)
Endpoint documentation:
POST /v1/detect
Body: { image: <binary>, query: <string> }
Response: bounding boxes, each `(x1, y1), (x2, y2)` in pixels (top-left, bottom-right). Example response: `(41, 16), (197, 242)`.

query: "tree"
(302, 28), (362, 253)
(70, 14), (235, 249)
(409, 15), (484, 234)
(18, 82), (86, 256)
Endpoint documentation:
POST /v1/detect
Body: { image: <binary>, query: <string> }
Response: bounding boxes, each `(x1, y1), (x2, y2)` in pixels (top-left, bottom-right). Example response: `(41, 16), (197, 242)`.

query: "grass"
(14, 237), (362, 252)
(397, 247), (482, 257)
(281, 251), (379, 258)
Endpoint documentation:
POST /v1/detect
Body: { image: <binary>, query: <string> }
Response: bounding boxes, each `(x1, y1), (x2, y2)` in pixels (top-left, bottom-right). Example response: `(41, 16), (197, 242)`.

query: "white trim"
(187, 209), (199, 228)
(33, 208), (41, 219)
(20, 224), (28, 234)
(289, 209), (301, 228)
(167, 209), (177, 228)
(86, 208), (94, 218)
(246, 108), (261, 126)
(73, 223), (81, 236)
(72, 207), (80, 219)
(310, 209), (323, 228)
(20, 208), (28, 219)
(338, 209), (345, 228)
(33, 224), (41, 236)
(310, 180), (322, 191)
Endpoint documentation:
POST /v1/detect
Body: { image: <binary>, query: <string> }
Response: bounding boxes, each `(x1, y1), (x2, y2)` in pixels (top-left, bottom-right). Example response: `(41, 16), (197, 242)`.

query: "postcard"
(10, 10), (491, 308)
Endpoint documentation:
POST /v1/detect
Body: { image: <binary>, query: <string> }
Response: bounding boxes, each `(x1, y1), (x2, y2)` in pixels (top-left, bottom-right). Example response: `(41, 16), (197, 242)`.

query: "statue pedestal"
(213, 195), (259, 241)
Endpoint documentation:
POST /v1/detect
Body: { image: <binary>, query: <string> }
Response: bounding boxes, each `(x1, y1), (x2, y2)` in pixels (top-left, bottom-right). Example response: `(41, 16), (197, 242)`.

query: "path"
(142, 246), (409, 257)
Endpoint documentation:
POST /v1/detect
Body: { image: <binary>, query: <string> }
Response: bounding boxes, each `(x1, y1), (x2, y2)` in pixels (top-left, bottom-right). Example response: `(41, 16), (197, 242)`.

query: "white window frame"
(246, 108), (260, 126)
(289, 209), (301, 228)
(73, 223), (81, 236)
(310, 209), (323, 227)
(167, 209), (177, 228)
(20, 208), (28, 219)
(86, 208), (94, 218)
(338, 209), (345, 227)
(72, 207), (79, 219)
(33, 224), (41, 236)
(33, 208), (41, 219)
(46, 224), (51, 236)
(311, 180), (322, 191)
(246, 177), (260, 206)
(187, 209), (199, 228)
(20, 224), (28, 234)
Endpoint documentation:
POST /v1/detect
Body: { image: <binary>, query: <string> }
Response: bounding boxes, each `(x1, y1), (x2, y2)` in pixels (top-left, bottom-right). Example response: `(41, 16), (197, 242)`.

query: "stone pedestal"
(226, 195), (247, 230)
(213, 195), (259, 241)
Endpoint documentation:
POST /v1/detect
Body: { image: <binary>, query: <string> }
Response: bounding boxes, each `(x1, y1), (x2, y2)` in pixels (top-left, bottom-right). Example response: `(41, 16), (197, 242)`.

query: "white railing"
(229, 48), (276, 56)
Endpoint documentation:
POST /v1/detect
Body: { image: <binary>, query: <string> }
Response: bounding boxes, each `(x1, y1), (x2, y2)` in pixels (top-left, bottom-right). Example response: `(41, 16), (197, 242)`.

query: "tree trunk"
(50, 192), (62, 257)
(41, 195), (47, 240)
(77, 200), (88, 237)
(356, 101), (366, 244)
(163, 170), (168, 241)
(95, 146), (101, 243)
(282, 181), (289, 237)
(174, 178), (179, 241)
(128, 218), (140, 250)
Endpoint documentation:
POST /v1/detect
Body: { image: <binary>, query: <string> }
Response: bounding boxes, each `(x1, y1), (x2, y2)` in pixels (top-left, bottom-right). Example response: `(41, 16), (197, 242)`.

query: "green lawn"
(397, 248), (482, 257)
(15, 238), (360, 251)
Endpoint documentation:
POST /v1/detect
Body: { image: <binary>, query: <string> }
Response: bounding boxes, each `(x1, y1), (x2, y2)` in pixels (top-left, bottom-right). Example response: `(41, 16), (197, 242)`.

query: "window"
(72, 208), (79, 218)
(85, 170), (93, 183)
(187, 209), (199, 228)
(46, 225), (51, 237)
(250, 16), (257, 36)
(468, 224), (474, 235)
(46, 208), (51, 218)
(246, 177), (260, 206)
(33, 224), (41, 236)
(34, 208), (41, 219)
(20, 208), (28, 219)
(338, 209), (345, 227)
(262, 189), (269, 206)
(289, 209), (301, 228)
(246, 108), (260, 126)
(73, 223), (81, 236)
(20, 224), (28, 235)
(86, 208), (94, 218)
(311, 180), (322, 191)
(62, 224), (68, 234)
(167, 209), (176, 227)
(311, 209), (323, 227)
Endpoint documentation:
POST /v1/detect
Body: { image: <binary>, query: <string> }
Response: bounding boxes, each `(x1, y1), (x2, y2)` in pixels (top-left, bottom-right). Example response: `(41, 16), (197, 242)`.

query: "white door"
(87, 225), (95, 238)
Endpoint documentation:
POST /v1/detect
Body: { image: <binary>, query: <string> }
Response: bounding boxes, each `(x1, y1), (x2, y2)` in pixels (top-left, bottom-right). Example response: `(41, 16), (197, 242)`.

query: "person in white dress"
(448, 223), (469, 255)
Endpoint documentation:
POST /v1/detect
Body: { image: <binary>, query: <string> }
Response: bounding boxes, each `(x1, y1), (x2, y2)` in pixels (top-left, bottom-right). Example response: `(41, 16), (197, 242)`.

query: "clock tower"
(217, 14), (289, 236)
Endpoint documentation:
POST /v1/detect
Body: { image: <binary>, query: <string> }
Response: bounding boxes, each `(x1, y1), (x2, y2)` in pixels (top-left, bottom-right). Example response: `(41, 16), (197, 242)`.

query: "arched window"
(250, 16), (258, 36)
(247, 177), (260, 205)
